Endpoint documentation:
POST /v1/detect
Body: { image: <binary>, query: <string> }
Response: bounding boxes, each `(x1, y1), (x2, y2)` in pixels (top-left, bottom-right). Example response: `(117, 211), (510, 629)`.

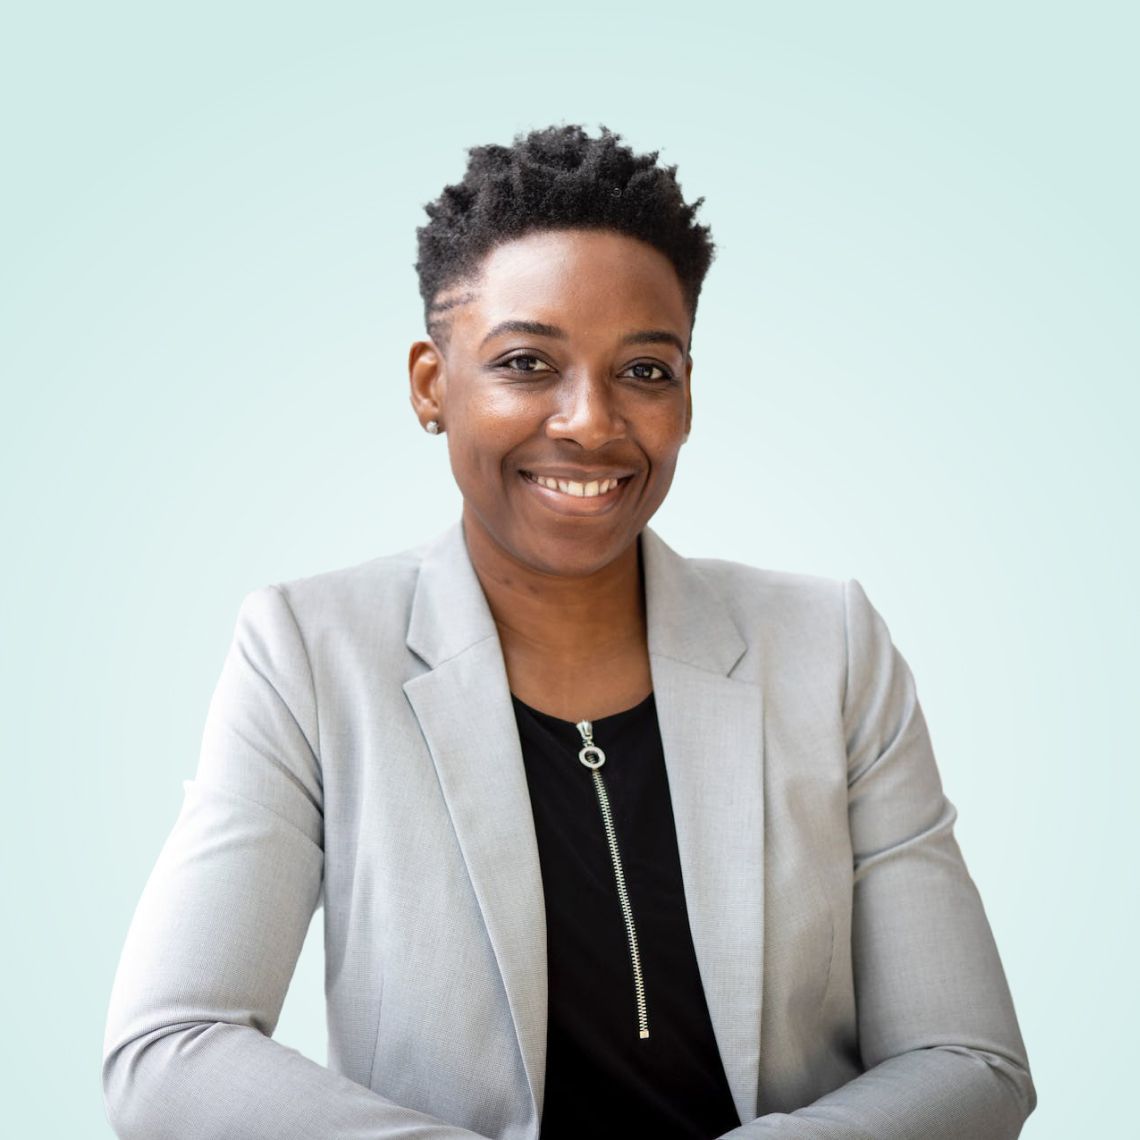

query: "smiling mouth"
(520, 470), (634, 499)
(520, 471), (635, 500)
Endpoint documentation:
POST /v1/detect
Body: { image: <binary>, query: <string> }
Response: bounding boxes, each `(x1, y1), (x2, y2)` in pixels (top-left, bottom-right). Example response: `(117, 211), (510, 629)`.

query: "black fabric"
(511, 690), (741, 1140)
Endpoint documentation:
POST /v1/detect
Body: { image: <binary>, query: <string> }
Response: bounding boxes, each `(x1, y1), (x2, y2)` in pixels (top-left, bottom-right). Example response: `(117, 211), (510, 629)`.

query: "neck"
(461, 512), (647, 665)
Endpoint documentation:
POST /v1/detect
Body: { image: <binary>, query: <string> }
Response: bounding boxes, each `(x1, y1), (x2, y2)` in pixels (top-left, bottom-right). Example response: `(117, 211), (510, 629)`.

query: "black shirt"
(511, 690), (741, 1140)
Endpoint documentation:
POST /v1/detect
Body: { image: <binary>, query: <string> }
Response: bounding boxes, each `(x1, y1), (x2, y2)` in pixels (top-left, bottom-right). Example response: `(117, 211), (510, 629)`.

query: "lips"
(519, 469), (633, 514)
(520, 470), (631, 498)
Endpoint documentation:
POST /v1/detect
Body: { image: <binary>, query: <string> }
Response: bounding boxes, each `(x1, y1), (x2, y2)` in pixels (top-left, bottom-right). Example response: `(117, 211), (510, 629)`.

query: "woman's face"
(409, 227), (693, 579)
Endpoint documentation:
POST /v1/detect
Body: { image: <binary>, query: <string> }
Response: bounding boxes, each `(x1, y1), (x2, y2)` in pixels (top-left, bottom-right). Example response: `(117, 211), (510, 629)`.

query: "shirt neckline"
(510, 690), (656, 730)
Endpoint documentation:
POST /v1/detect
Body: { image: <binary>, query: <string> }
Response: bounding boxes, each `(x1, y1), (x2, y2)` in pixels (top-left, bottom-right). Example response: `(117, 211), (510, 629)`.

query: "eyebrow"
(479, 319), (687, 355)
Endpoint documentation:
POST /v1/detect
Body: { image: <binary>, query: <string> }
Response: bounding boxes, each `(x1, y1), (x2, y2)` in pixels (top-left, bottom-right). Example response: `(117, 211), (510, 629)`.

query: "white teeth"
(529, 473), (620, 497)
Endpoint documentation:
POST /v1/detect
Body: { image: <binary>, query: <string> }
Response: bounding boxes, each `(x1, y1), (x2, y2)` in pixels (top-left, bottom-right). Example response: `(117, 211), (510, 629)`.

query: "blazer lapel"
(402, 520), (766, 1128)
(402, 521), (549, 1124)
(641, 526), (766, 1127)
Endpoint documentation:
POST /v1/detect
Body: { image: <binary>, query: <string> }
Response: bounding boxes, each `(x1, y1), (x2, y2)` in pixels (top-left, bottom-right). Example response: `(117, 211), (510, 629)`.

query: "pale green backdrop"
(2, 1), (1135, 1135)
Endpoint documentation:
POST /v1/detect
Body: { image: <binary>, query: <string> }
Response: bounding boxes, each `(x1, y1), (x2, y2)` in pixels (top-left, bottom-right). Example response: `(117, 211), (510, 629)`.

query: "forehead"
(445, 229), (690, 342)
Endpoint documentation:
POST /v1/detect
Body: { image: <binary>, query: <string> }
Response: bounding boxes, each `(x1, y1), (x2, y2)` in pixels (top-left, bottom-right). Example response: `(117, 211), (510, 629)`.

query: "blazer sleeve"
(720, 578), (1036, 1140)
(102, 585), (490, 1140)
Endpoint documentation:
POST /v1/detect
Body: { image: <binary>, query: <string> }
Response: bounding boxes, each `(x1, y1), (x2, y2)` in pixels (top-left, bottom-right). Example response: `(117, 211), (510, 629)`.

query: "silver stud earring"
(425, 420), (441, 435)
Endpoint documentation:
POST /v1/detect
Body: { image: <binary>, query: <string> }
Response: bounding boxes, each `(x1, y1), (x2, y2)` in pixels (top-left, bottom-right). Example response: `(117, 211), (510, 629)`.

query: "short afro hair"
(414, 122), (716, 355)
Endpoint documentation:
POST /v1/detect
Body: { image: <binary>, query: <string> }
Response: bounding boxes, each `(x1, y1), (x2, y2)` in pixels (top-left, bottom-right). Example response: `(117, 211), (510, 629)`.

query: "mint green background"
(2, 2), (1135, 1135)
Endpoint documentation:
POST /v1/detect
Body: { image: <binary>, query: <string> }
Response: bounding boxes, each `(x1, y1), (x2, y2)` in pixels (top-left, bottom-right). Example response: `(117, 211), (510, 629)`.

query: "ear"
(409, 338), (445, 430)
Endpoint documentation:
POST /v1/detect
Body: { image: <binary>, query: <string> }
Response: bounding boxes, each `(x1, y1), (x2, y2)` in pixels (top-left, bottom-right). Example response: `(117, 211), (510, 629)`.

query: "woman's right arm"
(102, 585), (490, 1139)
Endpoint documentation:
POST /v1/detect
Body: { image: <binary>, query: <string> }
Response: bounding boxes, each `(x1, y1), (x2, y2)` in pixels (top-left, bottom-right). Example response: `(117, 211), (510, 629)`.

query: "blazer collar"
(405, 517), (748, 675)
(402, 518), (765, 1129)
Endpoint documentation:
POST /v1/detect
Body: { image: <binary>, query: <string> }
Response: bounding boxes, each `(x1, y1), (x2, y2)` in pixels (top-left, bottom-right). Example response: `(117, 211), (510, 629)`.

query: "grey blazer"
(102, 519), (1036, 1139)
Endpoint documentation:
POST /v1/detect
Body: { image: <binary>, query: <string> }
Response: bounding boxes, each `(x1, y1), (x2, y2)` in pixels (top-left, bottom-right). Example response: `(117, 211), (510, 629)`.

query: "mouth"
(519, 469), (635, 514)
(521, 471), (631, 497)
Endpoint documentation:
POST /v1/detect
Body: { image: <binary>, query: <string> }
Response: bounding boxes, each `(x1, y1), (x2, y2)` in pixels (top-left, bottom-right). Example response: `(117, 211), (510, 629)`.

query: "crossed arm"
(102, 580), (1036, 1138)
(716, 579), (1036, 1138)
(101, 586), (494, 1139)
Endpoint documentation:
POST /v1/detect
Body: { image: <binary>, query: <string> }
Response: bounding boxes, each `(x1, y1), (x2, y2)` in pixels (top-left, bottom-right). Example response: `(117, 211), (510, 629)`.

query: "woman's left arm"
(720, 578), (1036, 1140)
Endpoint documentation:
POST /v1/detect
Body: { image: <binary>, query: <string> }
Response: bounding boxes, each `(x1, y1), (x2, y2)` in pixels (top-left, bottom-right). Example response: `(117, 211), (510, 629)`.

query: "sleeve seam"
(267, 583), (322, 768)
(840, 577), (851, 726)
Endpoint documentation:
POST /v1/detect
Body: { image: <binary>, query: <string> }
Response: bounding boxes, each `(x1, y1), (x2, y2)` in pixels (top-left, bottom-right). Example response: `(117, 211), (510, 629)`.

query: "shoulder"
(677, 547), (848, 643)
(687, 548), (894, 645)
(637, 524), (850, 686)
(231, 532), (438, 666)
(665, 547), (902, 714)
(272, 542), (427, 613)
(677, 549), (907, 707)
(687, 551), (844, 606)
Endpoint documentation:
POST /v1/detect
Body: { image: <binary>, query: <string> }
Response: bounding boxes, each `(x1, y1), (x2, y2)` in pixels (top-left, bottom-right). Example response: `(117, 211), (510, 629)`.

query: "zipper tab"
(575, 719), (650, 1040)
(575, 719), (606, 769)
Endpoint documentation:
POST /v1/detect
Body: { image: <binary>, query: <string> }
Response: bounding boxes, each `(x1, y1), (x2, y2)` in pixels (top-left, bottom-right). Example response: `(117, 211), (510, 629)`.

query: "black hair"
(414, 123), (716, 355)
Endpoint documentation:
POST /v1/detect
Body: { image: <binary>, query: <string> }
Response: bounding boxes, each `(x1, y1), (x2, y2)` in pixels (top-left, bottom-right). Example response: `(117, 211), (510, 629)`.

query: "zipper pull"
(576, 720), (607, 770)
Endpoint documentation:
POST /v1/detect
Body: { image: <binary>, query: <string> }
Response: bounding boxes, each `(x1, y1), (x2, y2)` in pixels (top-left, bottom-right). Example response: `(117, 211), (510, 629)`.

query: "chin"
(512, 530), (638, 578)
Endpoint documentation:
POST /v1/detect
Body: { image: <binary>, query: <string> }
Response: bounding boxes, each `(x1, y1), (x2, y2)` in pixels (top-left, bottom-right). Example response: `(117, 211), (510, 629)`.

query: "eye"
(624, 361), (673, 383)
(500, 354), (554, 374)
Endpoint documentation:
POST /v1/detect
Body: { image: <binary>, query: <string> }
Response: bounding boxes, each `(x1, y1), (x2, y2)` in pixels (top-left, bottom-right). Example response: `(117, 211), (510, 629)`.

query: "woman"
(102, 124), (1036, 1139)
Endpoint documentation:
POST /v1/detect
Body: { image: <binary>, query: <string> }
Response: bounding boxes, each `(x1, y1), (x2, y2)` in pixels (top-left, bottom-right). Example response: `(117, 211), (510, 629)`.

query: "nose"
(545, 370), (627, 450)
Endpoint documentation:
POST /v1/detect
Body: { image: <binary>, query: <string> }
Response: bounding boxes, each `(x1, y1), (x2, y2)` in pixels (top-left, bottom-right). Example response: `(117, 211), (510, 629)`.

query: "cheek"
(460, 384), (539, 433)
(443, 421), (522, 493)
(641, 410), (688, 458)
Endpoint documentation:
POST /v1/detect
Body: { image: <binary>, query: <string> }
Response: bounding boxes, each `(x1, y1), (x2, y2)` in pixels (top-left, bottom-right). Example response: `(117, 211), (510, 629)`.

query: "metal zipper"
(575, 718), (650, 1040)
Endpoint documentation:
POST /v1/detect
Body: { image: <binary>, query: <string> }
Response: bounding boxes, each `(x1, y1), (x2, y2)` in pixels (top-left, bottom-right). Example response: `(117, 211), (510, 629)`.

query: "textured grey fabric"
(102, 519), (1036, 1138)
